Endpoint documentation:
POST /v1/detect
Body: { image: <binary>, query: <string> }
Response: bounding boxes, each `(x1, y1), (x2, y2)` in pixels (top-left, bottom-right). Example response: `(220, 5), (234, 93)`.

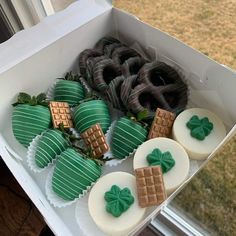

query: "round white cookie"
(172, 108), (226, 160)
(88, 172), (146, 236)
(133, 138), (189, 195)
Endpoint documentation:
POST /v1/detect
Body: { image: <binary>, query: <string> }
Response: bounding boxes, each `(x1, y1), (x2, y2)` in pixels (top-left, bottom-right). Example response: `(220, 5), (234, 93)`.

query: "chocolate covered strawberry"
(111, 112), (148, 159)
(73, 99), (111, 133)
(53, 72), (85, 106)
(12, 93), (51, 147)
(34, 129), (69, 168)
(52, 148), (102, 200)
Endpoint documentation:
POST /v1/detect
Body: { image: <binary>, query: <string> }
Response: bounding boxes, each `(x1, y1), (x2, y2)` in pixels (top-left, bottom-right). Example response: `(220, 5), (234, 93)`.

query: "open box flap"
(0, 0), (112, 74)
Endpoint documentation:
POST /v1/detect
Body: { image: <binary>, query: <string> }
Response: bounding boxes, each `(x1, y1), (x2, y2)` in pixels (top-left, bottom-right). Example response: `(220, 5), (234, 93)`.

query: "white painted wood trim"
(41, 0), (55, 16)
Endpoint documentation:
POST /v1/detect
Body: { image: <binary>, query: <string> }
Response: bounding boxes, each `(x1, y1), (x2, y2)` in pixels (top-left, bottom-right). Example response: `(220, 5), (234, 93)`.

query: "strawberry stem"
(12, 92), (48, 107)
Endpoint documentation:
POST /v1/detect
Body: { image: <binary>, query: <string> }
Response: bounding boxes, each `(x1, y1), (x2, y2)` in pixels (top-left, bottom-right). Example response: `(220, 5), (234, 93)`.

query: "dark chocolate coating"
(94, 36), (121, 52)
(122, 56), (146, 77)
(93, 58), (122, 92)
(78, 49), (102, 76)
(104, 43), (124, 57)
(127, 83), (187, 117)
(112, 46), (140, 65)
(86, 55), (109, 88)
(105, 75), (126, 110)
(120, 75), (139, 108)
(138, 61), (185, 88)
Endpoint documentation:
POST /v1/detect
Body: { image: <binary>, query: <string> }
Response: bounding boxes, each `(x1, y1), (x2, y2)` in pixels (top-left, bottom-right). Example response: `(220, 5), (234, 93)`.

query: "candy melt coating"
(73, 100), (111, 133)
(54, 80), (85, 106)
(35, 129), (68, 168)
(12, 104), (51, 147)
(133, 138), (189, 195)
(88, 172), (146, 236)
(52, 148), (101, 200)
(172, 108), (226, 160)
(111, 117), (147, 159)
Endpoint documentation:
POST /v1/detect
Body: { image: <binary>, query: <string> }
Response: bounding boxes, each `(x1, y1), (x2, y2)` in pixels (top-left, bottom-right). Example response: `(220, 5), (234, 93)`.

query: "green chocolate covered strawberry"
(53, 72), (85, 106)
(111, 115), (148, 159)
(73, 99), (111, 133)
(52, 148), (102, 200)
(34, 129), (69, 168)
(12, 93), (51, 147)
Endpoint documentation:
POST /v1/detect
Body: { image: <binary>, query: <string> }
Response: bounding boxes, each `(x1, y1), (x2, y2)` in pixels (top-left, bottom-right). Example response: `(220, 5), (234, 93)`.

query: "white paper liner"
(45, 164), (104, 208)
(27, 132), (57, 173)
(75, 159), (134, 236)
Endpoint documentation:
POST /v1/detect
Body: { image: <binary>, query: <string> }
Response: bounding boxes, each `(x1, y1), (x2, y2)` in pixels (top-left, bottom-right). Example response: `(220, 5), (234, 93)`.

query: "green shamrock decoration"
(146, 148), (175, 173)
(186, 115), (213, 141)
(104, 185), (134, 217)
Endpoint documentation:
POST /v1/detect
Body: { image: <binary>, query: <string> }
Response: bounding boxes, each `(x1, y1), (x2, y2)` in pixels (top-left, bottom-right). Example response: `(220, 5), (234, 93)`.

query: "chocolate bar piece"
(81, 123), (109, 158)
(148, 108), (175, 139)
(49, 101), (73, 128)
(135, 166), (166, 208)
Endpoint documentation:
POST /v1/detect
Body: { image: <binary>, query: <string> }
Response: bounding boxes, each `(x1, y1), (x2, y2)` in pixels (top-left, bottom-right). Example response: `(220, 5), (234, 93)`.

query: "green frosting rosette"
(146, 148), (175, 173)
(111, 117), (147, 159)
(104, 185), (134, 217)
(12, 93), (51, 148)
(51, 148), (102, 202)
(53, 72), (85, 106)
(27, 129), (69, 172)
(73, 99), (111, 133)
(186, 115), (213, 141)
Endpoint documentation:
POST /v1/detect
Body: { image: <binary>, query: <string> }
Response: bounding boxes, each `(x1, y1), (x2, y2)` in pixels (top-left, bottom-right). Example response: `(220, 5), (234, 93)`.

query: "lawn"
(114, 0), (236, 70)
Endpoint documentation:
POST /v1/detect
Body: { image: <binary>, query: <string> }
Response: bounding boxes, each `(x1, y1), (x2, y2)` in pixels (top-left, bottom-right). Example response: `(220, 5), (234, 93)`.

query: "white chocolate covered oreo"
(172, 108), (226, 160)
(133, 138), (189, 195)
(88, 172), (146, 236)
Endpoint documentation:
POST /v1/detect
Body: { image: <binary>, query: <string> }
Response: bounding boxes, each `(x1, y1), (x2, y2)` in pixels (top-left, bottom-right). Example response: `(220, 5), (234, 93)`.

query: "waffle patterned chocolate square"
(49, 101), (73, 128)
(148, 108), (175, 139)
(81, 123), (109, 158)
(135, 166), (166, 208)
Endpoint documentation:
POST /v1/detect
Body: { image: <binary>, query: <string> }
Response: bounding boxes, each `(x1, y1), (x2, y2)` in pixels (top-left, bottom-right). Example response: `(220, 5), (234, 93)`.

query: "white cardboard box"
(0, 0), (236, 235)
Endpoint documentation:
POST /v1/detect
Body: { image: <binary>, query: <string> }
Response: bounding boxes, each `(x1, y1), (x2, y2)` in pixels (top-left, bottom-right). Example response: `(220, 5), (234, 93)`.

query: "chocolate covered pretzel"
(95, 36), (121, 52)
(120, 75), (139, 108)
(86, 55), (109, 88)
(93, 58), (122, 92)
(112, 46), (141, 65)
(105, 76), (126, 110)
(127, 82), (187, 119)
(78, 49), (102, 76)
(104, 43), (124, 57)
(122, 56), (146, 77)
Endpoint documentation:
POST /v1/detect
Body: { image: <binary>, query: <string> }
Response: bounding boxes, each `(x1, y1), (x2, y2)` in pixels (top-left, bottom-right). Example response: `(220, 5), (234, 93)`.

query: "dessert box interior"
(0, 0), (236, 235)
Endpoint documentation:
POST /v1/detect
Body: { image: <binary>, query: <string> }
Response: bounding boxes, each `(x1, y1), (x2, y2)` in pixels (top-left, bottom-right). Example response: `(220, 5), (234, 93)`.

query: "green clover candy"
(104, 185), (134, 217)
(146, 148), (175, 173)
(186, 115), (213, 141)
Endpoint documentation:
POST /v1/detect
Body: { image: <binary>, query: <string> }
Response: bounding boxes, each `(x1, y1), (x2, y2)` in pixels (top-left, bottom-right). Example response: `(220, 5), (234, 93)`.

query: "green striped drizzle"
(35, 129), (69, 168)
(73, 100), (111, 133)
(111, 117), (147, 159)
(54, 80), (85, 106)
(52, 148), (102, 200)
(12, 104), (51, 147)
